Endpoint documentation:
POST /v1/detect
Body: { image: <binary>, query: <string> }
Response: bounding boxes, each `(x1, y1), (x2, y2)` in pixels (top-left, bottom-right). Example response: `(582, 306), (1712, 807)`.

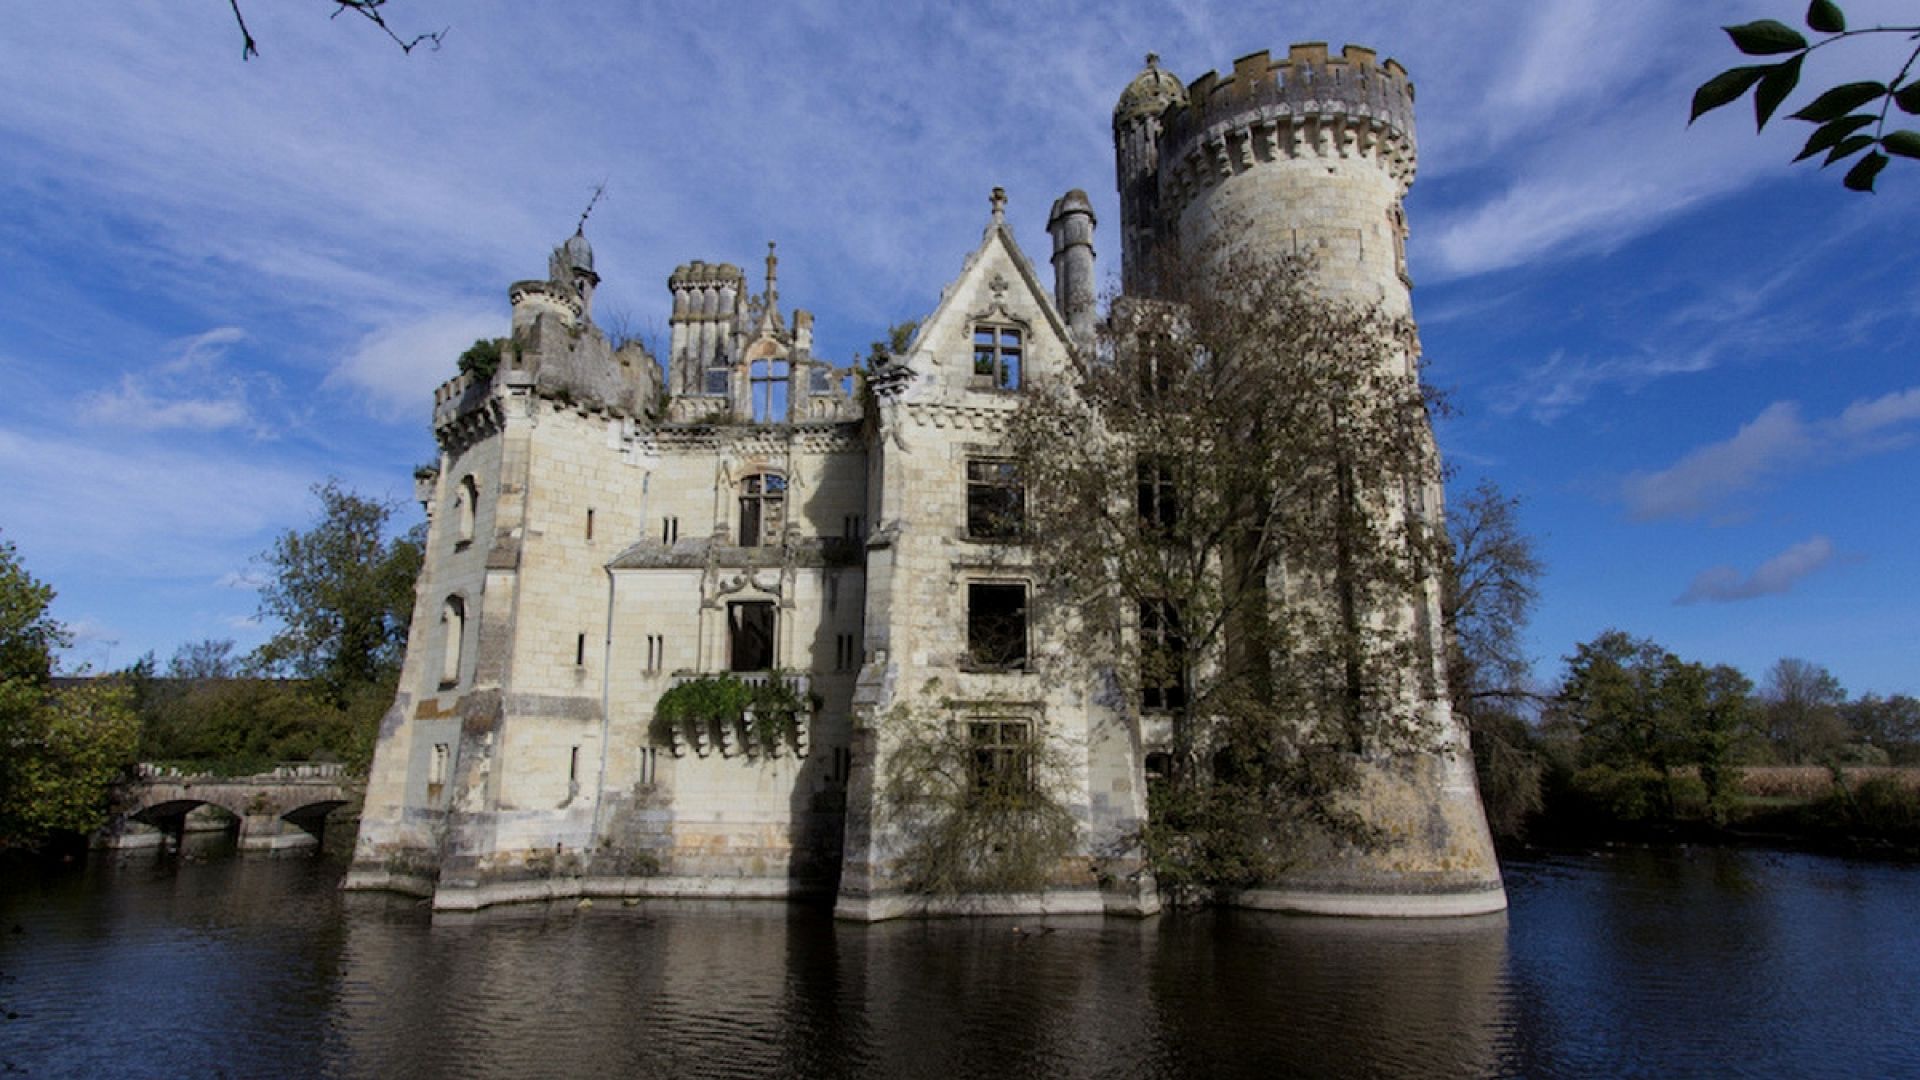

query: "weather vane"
(576, 181), (608, 233)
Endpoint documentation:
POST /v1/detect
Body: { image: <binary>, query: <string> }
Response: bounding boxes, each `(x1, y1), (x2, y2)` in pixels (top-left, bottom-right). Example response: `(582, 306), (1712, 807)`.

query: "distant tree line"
(0, 481), (420, 851)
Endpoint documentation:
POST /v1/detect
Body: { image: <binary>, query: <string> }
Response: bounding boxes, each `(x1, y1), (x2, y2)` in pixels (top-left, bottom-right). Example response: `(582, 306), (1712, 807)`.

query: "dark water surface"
(4, 841), (1918, 1078)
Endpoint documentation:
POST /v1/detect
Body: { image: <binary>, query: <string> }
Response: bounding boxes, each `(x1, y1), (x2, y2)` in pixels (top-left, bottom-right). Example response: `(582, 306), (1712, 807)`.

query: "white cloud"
(328, 310), (502, 422)
(78, 326), (267, 434)
(1624, 387), (1920, 520)
(214, 569), (266, 591)
(1492, 347), (1716, 422)
(1679, 535), (1836, 604)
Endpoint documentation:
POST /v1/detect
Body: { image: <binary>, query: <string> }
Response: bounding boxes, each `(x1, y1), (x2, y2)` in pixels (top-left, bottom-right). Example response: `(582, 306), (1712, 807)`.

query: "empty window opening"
(429, 743), (450, 789)
(575, 633), (587, 667)
(1139, 598), (1188, 712)
(1137, 332), (1186, 398)
(586, 508), (595, 540)
(967, 583), (1028, 670)
(729, 601), (776, 672)
(750, 358), (790, 422)
(738, 473), (787, 547)
(568, 745), (580, 784)
(827, 574), (839, 613)
(968, 718), (1032, 795)
(662, 516), (680, 544)
(973, 325), (1023, 390)
(842, 514), (864, 540)
(645, 634), (666, 674)
(1137, 457), (1179, 533)
(439, 596), (465, 688)
(830, 746), (853, 785)
(704, 366), (730, 396)
(966, 460), (1024, 539)
(639, 746), (658, 785)
(809, 364), (834, 394)
(835, 633), (858, 672)
(1144, 751), (1172, 785)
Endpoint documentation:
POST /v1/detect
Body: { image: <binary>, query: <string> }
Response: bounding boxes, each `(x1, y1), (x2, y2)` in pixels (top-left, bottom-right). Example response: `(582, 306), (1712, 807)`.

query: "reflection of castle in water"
(345, 43), (1505, 920)
(325, 898), (1509, 1077)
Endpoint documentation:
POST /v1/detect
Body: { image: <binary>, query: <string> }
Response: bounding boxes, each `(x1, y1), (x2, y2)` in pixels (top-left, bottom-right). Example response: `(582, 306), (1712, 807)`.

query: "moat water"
(3, 841), (1918, 1079)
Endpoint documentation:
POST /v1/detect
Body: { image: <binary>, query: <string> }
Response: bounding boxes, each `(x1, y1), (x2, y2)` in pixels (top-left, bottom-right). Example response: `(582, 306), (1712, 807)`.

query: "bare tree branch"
(227, 0), (447, 61)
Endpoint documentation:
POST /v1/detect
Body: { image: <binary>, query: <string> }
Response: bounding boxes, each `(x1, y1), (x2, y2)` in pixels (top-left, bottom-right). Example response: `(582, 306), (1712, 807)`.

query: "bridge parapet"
(100, 763), (363, 853)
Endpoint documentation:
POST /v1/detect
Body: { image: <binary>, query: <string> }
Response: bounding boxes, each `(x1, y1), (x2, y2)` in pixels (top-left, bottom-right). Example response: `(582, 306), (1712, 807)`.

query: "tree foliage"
(251, 480), (422, 704)
(0, 535), (139, 848)
(1003, 246), (1447, 893)
(1440, 481), (1546, 841)
(1763, 656), (1849, 763)
(1691, 3), (1920, 191)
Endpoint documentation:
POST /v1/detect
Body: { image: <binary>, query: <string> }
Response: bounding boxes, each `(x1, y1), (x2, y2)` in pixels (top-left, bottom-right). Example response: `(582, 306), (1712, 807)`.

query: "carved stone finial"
(765, 241), (779, 302)
(1146, 52), (1159, 68)
(990, 187), (1007, 224)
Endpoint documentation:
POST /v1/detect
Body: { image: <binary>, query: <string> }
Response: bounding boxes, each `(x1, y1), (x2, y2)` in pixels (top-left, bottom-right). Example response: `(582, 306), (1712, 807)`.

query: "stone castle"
(345, 45), (1507, 919)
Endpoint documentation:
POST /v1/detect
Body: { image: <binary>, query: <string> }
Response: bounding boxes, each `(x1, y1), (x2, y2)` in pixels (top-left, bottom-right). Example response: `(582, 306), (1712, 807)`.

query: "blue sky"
(0, 1), (1914, 696)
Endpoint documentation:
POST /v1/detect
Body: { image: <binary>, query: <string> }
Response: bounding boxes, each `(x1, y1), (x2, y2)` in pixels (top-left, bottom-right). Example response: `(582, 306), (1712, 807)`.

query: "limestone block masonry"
(345, 43), (1505, 920)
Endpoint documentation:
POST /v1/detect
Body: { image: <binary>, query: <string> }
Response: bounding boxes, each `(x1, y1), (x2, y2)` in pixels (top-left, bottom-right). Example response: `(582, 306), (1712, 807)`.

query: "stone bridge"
(97, 762), (363, 852)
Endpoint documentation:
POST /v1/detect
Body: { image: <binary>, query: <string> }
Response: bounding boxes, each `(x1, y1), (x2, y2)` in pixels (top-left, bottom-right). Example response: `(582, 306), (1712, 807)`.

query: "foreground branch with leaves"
(1691, 2), (1920, 191)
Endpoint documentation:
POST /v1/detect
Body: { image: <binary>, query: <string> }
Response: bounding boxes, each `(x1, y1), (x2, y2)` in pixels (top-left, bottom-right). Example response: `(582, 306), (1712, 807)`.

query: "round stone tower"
(1112, 46), (1505, 917)
(1119, 44), (1416, 314)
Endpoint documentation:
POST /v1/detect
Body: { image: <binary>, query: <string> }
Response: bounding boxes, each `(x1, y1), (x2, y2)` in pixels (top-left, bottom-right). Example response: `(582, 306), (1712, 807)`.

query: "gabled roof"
(905, 191), (1071, 356)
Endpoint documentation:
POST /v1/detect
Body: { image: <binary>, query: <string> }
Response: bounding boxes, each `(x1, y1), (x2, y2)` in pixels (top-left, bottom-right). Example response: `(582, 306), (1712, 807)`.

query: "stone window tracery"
(1138, 598), (1187, 712)
(751, 358), (790, 422)
(967, 717), (1033, 795)
(965, 459), (1025, 539)
(972, 325), (1024, 390)
(737, 473), (787, 547)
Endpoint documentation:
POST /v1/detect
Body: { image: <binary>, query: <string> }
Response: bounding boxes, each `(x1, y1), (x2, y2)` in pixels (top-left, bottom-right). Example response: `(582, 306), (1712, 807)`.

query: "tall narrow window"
(1139, 598), (1188, 712)
(967, 583), (1028, 670)
(738, 473), (787, 547)
(972, 325), (1023, 390)
(968, 718), (1032, 795)
(750, 358), (790, 422)
(575, 633), (587, 667)
(439, 596), (465, 687)
(1137, 457), (1179, 534)
(585, 509), (595, 540)
(966, 460), (1024, 539)
(728, 601), (776, 672)
(454, 475), (478, 547)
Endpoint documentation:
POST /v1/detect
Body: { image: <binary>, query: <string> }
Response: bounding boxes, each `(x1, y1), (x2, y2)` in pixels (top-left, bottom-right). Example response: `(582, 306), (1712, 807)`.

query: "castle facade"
(346, 45), (1506, 919)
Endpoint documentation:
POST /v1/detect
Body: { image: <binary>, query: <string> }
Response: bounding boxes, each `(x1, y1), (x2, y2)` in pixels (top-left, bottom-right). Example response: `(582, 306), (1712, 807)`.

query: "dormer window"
(972, 325), (1023, 390)
(738, 473), (787, 547)
(750, 358), (789, 422)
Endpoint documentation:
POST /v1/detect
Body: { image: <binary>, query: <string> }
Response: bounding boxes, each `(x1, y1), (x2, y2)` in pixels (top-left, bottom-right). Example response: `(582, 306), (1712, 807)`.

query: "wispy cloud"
(78, 327), (272, 434)
(1679, 535), (1836, 604)
(327, 310), (502, 422)
(1492, 347), (1717, 422)
(1623, 387), (1920, 521)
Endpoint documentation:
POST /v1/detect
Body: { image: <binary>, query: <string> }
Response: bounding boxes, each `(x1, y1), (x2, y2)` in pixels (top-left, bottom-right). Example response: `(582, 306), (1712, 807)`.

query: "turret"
(1150, 43), (1418, 311)
(666, 260), (746, 398)
(1046, 189), (1098, 349)
(1112, 53), (1187, 294)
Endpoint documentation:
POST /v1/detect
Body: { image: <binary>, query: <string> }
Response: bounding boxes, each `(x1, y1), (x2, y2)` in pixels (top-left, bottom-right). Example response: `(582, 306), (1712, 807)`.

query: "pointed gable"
(896, 189), (1074, 403)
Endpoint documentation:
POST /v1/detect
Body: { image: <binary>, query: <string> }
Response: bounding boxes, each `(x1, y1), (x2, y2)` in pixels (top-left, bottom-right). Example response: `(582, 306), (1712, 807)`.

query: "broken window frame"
(737, 472), (787, 547)
(967, 717), (1034, 797)
(1138, 598), (1188, 712)
(965, 458), (1025, 540)
(750, 357), (790, 422)
(1136, 456), (1179, 534)
(728, 600), (777, 673)
(972, 324), (1024, 391)
(966, 581), (1029, 671)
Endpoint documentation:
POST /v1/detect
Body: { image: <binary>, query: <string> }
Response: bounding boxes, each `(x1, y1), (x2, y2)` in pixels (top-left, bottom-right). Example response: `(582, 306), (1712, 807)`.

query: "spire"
(764, 240), (779, 308)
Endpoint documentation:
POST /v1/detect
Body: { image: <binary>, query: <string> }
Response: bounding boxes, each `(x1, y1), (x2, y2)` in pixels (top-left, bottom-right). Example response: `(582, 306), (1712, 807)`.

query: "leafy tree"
(1763, 657), (1849, 762)
(1554, 631), (1753, 823)
(168, 638), (238, 681)
(251, 480), (422, 705)
(1843, 692), (1920, 763)
(0, 535), (139, 848)
(1441, 481), (1546, 840)
(1691, 2), (1920, 191)
(1003, 246), (1446, 892)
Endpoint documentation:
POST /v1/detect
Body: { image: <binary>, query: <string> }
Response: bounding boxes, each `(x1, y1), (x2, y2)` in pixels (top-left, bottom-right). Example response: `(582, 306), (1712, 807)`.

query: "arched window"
(454, 475), (478, 547)
(738, 472), (787, 547)
(439, 595), (466, 687)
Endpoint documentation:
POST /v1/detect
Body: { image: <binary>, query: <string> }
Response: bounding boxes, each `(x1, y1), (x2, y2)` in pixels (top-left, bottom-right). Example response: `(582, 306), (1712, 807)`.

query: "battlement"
(508, 278), (584, 322)
(1159, 43), (1416, 198)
